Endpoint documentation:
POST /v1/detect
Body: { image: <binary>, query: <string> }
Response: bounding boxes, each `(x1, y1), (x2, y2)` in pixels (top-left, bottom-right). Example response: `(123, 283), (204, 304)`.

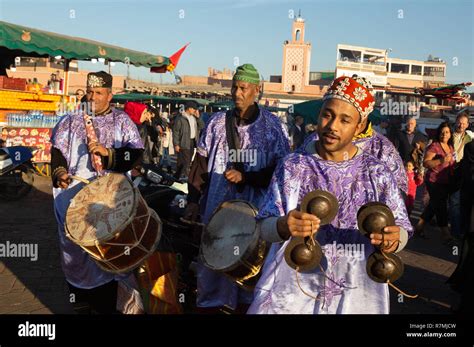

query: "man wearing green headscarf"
(184, 64), (290, 313)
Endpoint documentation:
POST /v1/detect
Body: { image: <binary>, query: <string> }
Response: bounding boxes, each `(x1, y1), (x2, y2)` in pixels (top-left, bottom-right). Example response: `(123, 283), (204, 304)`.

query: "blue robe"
(196, 107), (290, 309)
(248, 142), (412, 314)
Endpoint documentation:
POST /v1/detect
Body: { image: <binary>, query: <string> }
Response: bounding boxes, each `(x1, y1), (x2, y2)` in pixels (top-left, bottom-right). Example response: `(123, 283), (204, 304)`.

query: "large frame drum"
(65, 173), (162, 273)
(200, 200), (266, 291)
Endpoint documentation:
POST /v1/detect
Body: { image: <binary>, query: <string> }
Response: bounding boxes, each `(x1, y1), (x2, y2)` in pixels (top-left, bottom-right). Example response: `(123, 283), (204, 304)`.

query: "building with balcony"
(335, 44), (447, 104)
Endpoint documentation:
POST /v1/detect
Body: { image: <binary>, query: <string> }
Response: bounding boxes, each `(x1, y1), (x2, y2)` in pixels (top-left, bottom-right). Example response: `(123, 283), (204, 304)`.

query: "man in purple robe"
(185, 64), (290, 312)
(51, 71), (144, 314)
(248, 75), (412, 314)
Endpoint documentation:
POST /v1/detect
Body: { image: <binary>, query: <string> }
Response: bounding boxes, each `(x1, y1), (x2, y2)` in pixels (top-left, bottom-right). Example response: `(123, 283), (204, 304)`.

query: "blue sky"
(1, 0), (472, 89)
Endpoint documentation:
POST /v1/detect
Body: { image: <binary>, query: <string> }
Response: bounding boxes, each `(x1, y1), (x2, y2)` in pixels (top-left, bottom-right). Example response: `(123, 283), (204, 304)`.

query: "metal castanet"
(356, 202), (417, 298)
(284, 235), (323, 272)
(284, 190), (338, 272)
(366, 251), (404, 283)
(357, 202), (395, 237)
(300, 189), (339, 225)
(357, 201), (403, 280)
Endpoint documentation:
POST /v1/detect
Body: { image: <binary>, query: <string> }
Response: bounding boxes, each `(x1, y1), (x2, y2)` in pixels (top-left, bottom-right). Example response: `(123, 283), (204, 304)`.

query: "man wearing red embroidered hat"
(299, 75), (408, 194)
(248, 75), (412, 314)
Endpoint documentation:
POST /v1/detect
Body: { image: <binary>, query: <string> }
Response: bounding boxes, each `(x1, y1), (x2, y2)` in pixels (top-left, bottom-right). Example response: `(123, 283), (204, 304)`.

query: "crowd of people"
(51, 67), (473, 315)
(77, 96), (207, 180)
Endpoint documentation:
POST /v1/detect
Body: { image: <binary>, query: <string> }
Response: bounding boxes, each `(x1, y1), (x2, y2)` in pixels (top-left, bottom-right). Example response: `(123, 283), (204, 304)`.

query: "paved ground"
(390, 197), (461, 313)
(0, 175), (73, 313)
(0, 175), (462, 314)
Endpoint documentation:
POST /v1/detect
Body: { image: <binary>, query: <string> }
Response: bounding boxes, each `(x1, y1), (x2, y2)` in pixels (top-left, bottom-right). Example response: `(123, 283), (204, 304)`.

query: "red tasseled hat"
(124, 102), (147, 125)
(323, 75), (375, 121)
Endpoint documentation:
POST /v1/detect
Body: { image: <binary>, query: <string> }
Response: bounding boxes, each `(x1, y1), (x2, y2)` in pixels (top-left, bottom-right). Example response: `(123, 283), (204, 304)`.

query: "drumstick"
(70, 175), (91, 185)
(180, 217), (205, 228)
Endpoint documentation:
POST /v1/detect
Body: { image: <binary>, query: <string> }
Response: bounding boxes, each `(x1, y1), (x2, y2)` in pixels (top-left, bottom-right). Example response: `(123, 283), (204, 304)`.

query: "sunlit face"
(439, 126), (451, 143)
(406, 118), (416, 133)
(231, 80), (260, 111)
(140, 110), (153, 123)
(86, 87), (112, 114)
(317, 99), (365, 154)
(456, 116), (469, 134)
(186, 107), (197, 116)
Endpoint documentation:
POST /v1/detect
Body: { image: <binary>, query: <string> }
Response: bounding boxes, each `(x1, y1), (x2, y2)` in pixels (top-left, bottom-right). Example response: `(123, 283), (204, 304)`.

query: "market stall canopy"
(0, 21), (170, 68)
(112, 93), (210, 106)
(291, 99), (386, 125)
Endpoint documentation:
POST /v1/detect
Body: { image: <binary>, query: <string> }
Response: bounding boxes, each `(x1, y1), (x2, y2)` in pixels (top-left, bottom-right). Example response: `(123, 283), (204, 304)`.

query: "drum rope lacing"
(66, 174), (161, 274)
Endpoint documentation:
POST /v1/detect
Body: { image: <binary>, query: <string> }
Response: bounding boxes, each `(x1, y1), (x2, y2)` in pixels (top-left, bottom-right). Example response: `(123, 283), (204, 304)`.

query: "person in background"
(405, 159), (423, 216)
(194, 108), (205, 137)
(447, 139), (474, 313)
(192, 107), (206, 160)
(159, 112), (174, 173)
(449, 112), (473, 239)
(305, 123), (317, 137)
(411, 140), (426, 176)
(173, 100), (202, 180)
(289, 115), (306, 150)
(372, 119), (389, 137)
(418, 122), (456, 243)
(124, 101), (156, 165)
(75, 89), (85, 103)
(147, 106), (166, 165)
(452, 112), (473, 161)
(395, 117), (428, 162)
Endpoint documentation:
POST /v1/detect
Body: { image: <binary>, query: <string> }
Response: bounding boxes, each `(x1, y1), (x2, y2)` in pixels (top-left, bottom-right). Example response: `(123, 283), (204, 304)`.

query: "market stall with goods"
(0, 20), (174, 176)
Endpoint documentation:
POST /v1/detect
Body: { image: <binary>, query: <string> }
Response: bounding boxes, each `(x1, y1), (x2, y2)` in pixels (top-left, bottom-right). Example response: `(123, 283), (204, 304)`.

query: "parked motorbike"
(0, 146), (36, 200)
(133, 163), (200, 311)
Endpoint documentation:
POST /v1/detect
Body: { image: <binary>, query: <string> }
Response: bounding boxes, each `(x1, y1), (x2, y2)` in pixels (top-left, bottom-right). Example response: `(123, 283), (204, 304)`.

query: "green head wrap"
(233, 64), (260, 85)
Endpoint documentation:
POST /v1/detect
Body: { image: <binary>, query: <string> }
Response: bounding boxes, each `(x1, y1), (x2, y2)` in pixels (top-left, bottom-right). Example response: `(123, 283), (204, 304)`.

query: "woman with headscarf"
(124, 101), (157, 165)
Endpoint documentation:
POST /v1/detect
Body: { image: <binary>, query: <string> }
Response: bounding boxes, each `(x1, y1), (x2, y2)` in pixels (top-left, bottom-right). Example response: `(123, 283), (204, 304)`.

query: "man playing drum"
(185, 64), (290, 312)
(51, 71), (144, 314)
(248, 75), (413, 314)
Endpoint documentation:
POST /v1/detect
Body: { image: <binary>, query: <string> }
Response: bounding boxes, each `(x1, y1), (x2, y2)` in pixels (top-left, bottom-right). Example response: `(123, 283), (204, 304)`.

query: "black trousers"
(67, 280), (118, 314)
(460, 185), (473, 234)
(422, 181), (450, 227)
(175, 148), (193, 179)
